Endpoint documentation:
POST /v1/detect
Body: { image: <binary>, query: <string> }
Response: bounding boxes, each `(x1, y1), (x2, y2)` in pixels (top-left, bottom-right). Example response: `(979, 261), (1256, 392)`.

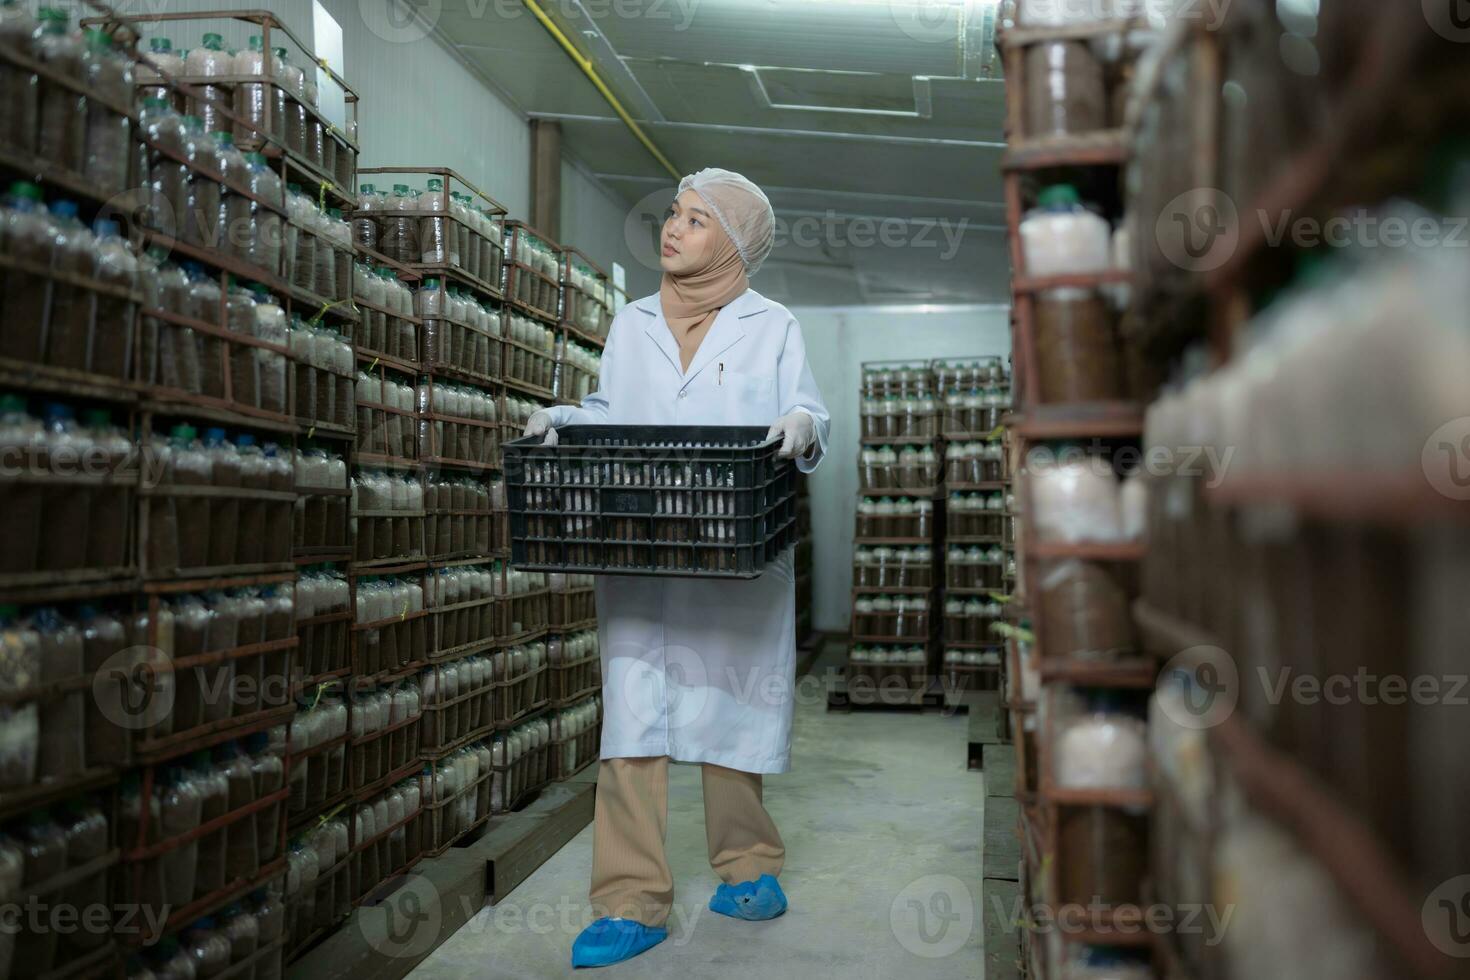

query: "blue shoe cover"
(571, 917), (667, 968)
(709, 874), (787, 920)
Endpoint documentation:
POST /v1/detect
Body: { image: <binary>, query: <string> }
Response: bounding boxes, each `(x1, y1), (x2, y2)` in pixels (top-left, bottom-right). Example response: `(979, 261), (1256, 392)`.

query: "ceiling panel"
(621, 60), (1005, 140)
(591, 0), (975, 77)
(552, 117), (1002, 196)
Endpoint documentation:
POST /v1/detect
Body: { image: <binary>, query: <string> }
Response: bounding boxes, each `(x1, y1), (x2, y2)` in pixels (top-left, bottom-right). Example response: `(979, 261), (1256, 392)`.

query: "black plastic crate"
(504, 425), (799, 578)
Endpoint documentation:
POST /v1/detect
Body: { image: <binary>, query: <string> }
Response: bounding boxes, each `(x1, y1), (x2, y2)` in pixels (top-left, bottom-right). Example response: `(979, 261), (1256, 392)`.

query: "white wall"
(560, 158), (661, 300)
(791, 305), (1012, 633)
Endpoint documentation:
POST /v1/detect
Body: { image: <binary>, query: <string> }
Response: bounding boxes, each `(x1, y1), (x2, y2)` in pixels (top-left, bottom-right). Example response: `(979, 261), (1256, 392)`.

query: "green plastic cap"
(423, 277), (441, 288)
(327, 207), (341, 219)
(181, 114), (204, 132)
(0, 605), (16, 621)
(83, 409), (111, 428)
(1037, 184), (1080, 208)
(392, 183), (409, 194)
(427, 178), (443, 191)
(0, 394), (27, 415)
(150, 37), (173, 52)
(84, 29), (113, 50)
(359, 183), (376, 194)
(272, 46), (288, 59)
(202, 32), (223, 49)
(248, 35), (263, 51)
(8, 181), (42, 203)
(210, 131), (234, 146)
(170, 423), (197, 441)
(244, 151), (268, 166)
(141, 96), (169, 110)
(38, 8), (68, 29)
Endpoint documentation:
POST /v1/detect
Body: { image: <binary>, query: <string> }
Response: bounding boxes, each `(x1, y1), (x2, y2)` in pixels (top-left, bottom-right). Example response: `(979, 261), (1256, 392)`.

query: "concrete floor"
(409, 648), (988, 979)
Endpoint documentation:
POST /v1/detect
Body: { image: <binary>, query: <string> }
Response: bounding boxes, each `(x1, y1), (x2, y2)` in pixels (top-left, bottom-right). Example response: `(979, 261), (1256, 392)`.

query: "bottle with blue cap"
(44, 201), (96, 372)
(39, 402), (94, 569)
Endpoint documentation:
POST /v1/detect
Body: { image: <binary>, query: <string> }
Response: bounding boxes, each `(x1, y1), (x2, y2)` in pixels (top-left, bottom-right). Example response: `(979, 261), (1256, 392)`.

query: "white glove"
(767, 411), (816, 460)
(524, 409), (558, 446)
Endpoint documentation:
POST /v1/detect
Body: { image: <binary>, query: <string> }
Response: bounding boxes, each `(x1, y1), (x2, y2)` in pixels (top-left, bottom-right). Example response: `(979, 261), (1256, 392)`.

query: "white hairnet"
(677, 168), (776, 276)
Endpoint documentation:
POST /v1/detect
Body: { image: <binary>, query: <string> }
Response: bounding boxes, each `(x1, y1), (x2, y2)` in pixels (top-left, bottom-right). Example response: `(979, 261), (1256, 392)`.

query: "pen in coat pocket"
(719, 363), (724, 386)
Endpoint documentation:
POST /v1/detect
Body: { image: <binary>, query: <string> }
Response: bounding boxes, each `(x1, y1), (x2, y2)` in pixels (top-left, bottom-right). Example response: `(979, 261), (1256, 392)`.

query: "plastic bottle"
(314, 207), (338, 301)
(30, 607), (83, 779)
(35, 403), (92, 570)
(139, 99), (188, 237)
(0, 183), (54, 364)
(185, 33), (232, 135)
(90, 219), (138, 380)
(190, 751), (229, 898)
(182, 917), (230, 980)
(287, 186), (317, 293)
(384, 183), (419, 265)
(0, 2), (38, 154)
(274, 47), (305, 154)
(155, 766), (203, 908)
(81, 29), (131, 194)
(251, 889), (284, 980)
(0, 605), (40, 788)
(231, 35), (270, 141)
(35, 9), (84, 174)
(245, 733), (283, 864)
(353, 182), (380, 251)
(44, 200), (96, 372)
(180, 116), (221, 250)
(1019, 183), (1111, 278)
(137, 36), (184, 105)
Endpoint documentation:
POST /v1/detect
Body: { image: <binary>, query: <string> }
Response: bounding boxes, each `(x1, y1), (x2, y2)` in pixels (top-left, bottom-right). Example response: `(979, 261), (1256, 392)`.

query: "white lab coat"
(542, 288), (831, 773)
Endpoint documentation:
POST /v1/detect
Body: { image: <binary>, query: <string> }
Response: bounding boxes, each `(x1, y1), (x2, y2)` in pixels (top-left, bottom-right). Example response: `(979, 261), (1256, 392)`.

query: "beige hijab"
(659, 202), (749, 372)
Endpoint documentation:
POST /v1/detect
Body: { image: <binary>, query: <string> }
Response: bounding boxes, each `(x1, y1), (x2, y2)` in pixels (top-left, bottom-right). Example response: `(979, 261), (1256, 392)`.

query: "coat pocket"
(720, 370), (777, 421)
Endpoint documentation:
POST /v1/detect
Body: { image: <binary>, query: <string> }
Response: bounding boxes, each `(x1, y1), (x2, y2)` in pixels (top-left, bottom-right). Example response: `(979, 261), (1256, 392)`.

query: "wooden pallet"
(965, 690), (1011, 770)
(825, 672), (950, 713)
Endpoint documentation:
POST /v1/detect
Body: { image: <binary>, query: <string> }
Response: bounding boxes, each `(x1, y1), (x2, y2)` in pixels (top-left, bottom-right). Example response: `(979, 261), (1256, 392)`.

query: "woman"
(525, 168), (830, 968)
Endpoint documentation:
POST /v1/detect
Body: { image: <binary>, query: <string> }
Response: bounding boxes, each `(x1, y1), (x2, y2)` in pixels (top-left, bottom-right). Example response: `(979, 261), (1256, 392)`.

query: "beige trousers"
(589, 756), (785, 927)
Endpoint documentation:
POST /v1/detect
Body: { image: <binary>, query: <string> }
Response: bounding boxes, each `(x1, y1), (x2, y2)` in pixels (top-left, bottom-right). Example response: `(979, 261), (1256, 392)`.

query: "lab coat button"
(677, 390), (688, 399)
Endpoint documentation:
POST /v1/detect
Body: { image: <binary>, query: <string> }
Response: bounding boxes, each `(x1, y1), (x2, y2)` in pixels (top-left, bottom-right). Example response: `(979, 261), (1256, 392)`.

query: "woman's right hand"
(525, 409), (559, 446)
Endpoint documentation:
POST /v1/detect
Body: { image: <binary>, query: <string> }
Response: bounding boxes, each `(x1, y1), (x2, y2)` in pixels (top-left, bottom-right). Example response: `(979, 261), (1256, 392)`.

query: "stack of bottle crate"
(848, 361), (942, 700)
(935, 358), (1013, 698)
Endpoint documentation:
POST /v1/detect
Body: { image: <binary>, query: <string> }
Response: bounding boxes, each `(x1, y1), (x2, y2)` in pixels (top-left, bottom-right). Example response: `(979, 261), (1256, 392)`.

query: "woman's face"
(660, 189), (720, 274)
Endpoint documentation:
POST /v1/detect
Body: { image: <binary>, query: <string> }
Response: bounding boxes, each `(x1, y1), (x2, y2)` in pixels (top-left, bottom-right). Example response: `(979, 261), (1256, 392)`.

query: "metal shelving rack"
(0, 8), (614, 971)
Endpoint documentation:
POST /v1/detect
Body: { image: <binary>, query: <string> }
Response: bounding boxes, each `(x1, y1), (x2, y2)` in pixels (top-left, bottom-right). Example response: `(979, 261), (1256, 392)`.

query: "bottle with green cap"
(184, 33), (232, 136)
(81, 28), (131, 197)
(141, 37), (184, 105)
(1021, 181), (1110, 279)
(35, 8), (85, 174)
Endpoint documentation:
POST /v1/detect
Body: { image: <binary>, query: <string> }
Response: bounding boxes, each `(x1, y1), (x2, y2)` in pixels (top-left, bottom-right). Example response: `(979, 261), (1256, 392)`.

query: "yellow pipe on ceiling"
(519, 0), (682, 181)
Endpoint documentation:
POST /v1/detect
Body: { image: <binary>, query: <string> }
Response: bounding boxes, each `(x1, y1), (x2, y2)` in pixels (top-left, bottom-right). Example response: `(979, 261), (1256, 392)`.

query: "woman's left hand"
(767, 411), (816, 459)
